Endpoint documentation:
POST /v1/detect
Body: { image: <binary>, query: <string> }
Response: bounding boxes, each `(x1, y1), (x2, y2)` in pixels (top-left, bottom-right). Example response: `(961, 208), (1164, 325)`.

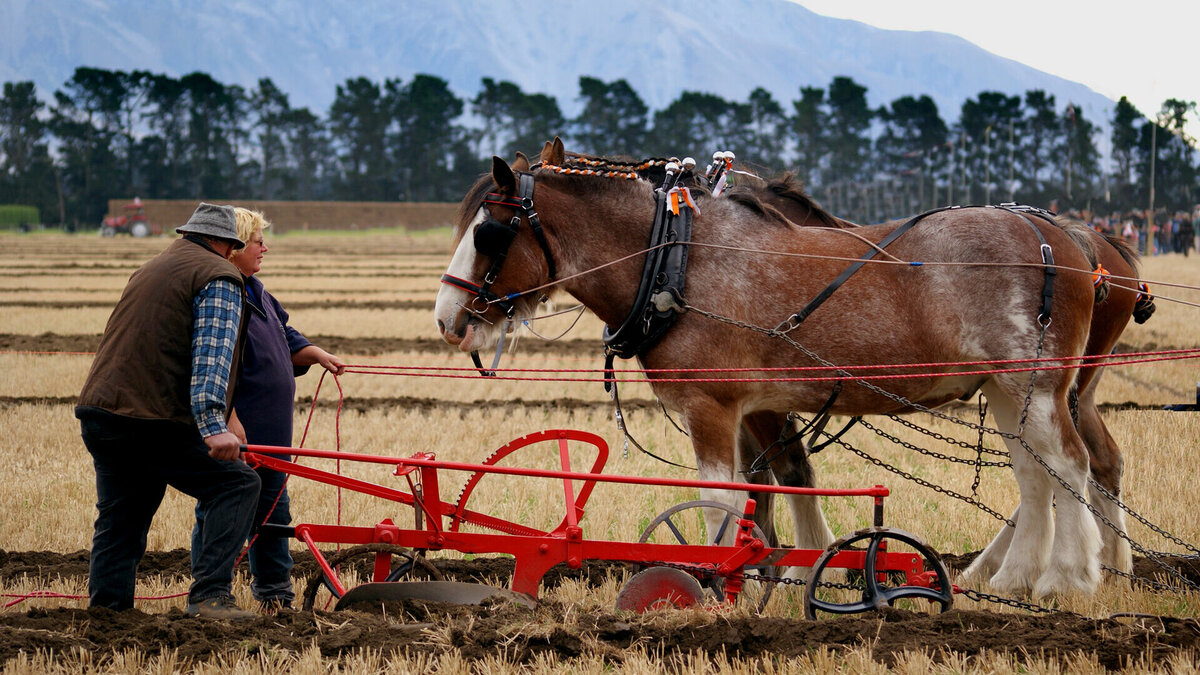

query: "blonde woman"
(193, 207), (345, 611)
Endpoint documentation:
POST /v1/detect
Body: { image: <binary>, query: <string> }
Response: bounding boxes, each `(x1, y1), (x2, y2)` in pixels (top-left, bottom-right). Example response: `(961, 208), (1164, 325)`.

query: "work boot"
(186, 596), (257, 620)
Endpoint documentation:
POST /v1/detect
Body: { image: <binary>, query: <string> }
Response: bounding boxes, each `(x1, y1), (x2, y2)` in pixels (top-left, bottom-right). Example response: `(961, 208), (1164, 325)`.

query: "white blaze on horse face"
(434, 207), (489, 350)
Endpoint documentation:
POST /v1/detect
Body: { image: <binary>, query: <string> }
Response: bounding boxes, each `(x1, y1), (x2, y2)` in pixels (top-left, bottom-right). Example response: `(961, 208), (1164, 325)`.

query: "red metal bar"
(289, 519), (923, 598)
(558, 436), (579, 532)
(297, 525), (347, 597)
(247, 452), (418, 506)
(248, 444), (890, 499)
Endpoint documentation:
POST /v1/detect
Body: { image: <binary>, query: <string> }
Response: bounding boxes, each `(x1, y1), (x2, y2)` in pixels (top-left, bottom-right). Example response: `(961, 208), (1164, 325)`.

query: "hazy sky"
(795, 0), (1198, 135)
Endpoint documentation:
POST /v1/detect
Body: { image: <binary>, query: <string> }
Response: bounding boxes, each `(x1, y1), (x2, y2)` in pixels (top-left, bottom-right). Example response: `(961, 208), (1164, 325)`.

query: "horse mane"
(721, 187), (795, 227)
(455, 173), (496, 243)
(1102, 231), (1142, 270)
(726, 172), (847, 229)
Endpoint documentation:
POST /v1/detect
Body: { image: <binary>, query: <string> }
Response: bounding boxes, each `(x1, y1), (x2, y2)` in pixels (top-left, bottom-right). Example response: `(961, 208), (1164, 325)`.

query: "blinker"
(474, 218), (518, 259)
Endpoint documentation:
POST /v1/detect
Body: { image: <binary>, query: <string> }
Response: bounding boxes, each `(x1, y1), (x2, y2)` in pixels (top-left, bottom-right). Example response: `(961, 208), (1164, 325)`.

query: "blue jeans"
(80, 412), (261, 610)
(193, 455), (294, 603)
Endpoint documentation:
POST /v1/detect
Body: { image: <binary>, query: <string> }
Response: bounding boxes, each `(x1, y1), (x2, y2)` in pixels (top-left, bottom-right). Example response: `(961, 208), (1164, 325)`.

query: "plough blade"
(334, 581), (536, 611)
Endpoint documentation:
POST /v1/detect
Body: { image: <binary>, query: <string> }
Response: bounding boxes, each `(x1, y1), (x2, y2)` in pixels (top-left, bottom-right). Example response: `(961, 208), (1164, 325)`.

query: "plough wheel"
(803, 527), (952, 620)
(637, 500), (777, 608)
(301, 543), (443, 611)
(616, 567), (705, 612)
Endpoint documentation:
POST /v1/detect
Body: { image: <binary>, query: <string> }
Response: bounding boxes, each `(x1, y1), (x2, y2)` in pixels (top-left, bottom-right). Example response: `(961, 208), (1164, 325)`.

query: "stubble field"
(2, 231), (1200, 673)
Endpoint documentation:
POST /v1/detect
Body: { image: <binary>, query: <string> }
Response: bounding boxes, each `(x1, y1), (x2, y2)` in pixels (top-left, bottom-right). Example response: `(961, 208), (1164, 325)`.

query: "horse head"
(434, 152), (553, 353)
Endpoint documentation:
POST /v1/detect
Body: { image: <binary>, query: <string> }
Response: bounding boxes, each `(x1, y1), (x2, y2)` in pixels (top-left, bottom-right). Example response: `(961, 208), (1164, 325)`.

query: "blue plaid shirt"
(190, 278), (243, 437)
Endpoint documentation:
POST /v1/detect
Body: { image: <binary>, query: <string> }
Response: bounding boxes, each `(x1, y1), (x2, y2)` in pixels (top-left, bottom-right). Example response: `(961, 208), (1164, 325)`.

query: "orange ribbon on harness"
(1091, 264), (1109, 288)
(668, 187), (700, 216)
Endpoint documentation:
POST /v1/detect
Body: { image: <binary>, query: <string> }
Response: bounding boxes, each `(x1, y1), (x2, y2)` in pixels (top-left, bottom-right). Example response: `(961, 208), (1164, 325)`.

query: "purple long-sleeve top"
(233, 274), (312, 448)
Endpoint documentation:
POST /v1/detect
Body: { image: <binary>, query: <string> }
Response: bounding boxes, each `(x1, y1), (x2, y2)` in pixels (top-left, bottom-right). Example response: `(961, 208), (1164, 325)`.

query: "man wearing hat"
(76, 202), (262, 620)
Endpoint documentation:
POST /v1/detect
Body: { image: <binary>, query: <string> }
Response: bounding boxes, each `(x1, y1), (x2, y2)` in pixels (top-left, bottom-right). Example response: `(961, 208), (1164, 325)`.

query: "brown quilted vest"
(77, 238), (246, 425)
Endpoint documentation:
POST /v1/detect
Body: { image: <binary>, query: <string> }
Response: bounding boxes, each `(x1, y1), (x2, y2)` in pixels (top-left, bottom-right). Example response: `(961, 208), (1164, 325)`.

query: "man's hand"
(205, 431), (243, 461)
(227, 410), (248, 445)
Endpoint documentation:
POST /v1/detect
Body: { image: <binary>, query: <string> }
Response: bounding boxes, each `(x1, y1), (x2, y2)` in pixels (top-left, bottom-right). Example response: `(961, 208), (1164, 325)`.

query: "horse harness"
(441, 171), (1067, 468)
(601, 187), (696, 378)
(752, 203), (1064, 469)
(439, 172), (557, 375)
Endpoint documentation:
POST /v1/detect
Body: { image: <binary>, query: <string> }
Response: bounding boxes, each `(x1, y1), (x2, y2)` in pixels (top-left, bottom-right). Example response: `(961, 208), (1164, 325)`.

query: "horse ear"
(512, 151), (530, 172)
(544, 136), (565, 165)
(491, 156), (517, 194)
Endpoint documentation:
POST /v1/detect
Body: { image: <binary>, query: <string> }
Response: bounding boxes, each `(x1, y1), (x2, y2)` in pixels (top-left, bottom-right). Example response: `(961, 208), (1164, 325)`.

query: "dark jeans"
(193, 456), (294, 603)
(80, 412), (261, 610)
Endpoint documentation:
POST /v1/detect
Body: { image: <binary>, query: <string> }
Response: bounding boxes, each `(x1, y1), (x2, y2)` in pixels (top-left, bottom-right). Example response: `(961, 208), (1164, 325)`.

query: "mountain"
(1, 0), (1117, 130)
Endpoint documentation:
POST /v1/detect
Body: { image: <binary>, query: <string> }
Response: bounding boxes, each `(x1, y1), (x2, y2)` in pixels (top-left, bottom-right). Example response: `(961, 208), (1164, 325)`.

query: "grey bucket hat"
(175, 202), (245, 249)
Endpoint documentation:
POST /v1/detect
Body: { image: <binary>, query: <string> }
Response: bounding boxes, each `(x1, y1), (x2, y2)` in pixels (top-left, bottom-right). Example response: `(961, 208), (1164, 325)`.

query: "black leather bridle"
(440, 173), (556, 319)
(439, 172), (557, 375)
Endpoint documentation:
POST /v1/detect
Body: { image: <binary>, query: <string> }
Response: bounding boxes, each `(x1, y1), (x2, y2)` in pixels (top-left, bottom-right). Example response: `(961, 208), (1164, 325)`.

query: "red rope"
(340, 349), (1200, 384)
(5, 345), (1194, 609)
(348, 347), (1200, 374)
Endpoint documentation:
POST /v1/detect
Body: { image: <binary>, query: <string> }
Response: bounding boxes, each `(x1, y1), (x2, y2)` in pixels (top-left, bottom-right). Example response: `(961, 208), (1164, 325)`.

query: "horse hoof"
(1032, 565), (1100, 599)
(987, 566), (1039, 596)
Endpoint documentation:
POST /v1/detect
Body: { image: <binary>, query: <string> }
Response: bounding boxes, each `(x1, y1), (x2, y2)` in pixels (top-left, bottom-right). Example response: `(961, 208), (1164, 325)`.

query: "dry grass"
(3, 231), (1200, 673)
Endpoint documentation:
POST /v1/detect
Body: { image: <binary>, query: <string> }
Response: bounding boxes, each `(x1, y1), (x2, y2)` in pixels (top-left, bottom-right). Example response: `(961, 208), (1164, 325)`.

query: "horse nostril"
(437, 319), (446, 335)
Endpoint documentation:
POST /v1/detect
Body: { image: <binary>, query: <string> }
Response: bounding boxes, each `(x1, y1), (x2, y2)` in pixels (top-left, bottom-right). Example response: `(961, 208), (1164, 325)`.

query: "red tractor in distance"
(100, 197), (159, 238)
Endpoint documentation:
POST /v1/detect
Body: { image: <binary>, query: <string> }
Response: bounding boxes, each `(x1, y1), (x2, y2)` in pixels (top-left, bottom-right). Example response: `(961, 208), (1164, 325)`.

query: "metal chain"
(1101, 563), (1193, 594)
(972, 397), (988, 497)
(885, 413), (1009, 458)
(833, 436), (1016, 526)
(855, 417), (1011, 467)
(684, 300), (1200, 593)
(1088, 481), (1200, 557)
(955, 586), (1072, 615)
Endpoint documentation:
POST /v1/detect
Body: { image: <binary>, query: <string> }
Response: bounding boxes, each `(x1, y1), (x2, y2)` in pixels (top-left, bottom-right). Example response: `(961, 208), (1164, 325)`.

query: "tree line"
(0, 66), (1196, 227)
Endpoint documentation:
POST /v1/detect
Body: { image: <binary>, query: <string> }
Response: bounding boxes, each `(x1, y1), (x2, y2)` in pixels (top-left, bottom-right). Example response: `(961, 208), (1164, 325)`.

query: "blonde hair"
(230, 207), (270, 258)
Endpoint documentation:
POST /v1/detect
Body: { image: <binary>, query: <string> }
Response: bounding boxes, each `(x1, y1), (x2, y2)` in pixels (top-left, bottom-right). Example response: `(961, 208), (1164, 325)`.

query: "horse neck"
(538, 180), (656, 327)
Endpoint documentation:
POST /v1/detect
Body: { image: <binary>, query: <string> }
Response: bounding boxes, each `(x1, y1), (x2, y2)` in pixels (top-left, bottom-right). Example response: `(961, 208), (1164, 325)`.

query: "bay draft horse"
(719, 171), (1148, 580)
(436, 141), (1106, 597)
(558, 148), (1150, 579)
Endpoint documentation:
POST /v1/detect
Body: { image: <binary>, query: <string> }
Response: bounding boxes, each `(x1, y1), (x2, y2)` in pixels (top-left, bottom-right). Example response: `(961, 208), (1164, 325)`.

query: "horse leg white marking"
(962, 506), (1017, 583)
(1032, 408), (1101, 597)
(686, 406), (754, 547)
(778, 492), (836, 582)
(974, 381), (1054, 595)
(1089, 482), (1132, 577)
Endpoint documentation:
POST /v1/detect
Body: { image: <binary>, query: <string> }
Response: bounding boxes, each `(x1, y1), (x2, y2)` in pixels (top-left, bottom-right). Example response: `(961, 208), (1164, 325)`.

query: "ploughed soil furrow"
(2, 548), (1200, 668)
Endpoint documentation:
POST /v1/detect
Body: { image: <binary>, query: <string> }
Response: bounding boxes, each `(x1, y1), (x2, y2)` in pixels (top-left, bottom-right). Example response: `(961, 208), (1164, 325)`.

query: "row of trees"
(0, 66), (1196, 227)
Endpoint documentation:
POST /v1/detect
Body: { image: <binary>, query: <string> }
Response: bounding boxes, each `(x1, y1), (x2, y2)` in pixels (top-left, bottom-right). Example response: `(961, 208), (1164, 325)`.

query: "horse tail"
(1052, 216), (1110, 304)
(1099, 230), (1141, 270)
(1094, 231), (1156, 323)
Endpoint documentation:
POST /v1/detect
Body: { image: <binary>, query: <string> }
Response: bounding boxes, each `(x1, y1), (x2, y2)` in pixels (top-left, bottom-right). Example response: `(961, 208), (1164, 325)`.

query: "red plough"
(245, 429), (953, 618)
